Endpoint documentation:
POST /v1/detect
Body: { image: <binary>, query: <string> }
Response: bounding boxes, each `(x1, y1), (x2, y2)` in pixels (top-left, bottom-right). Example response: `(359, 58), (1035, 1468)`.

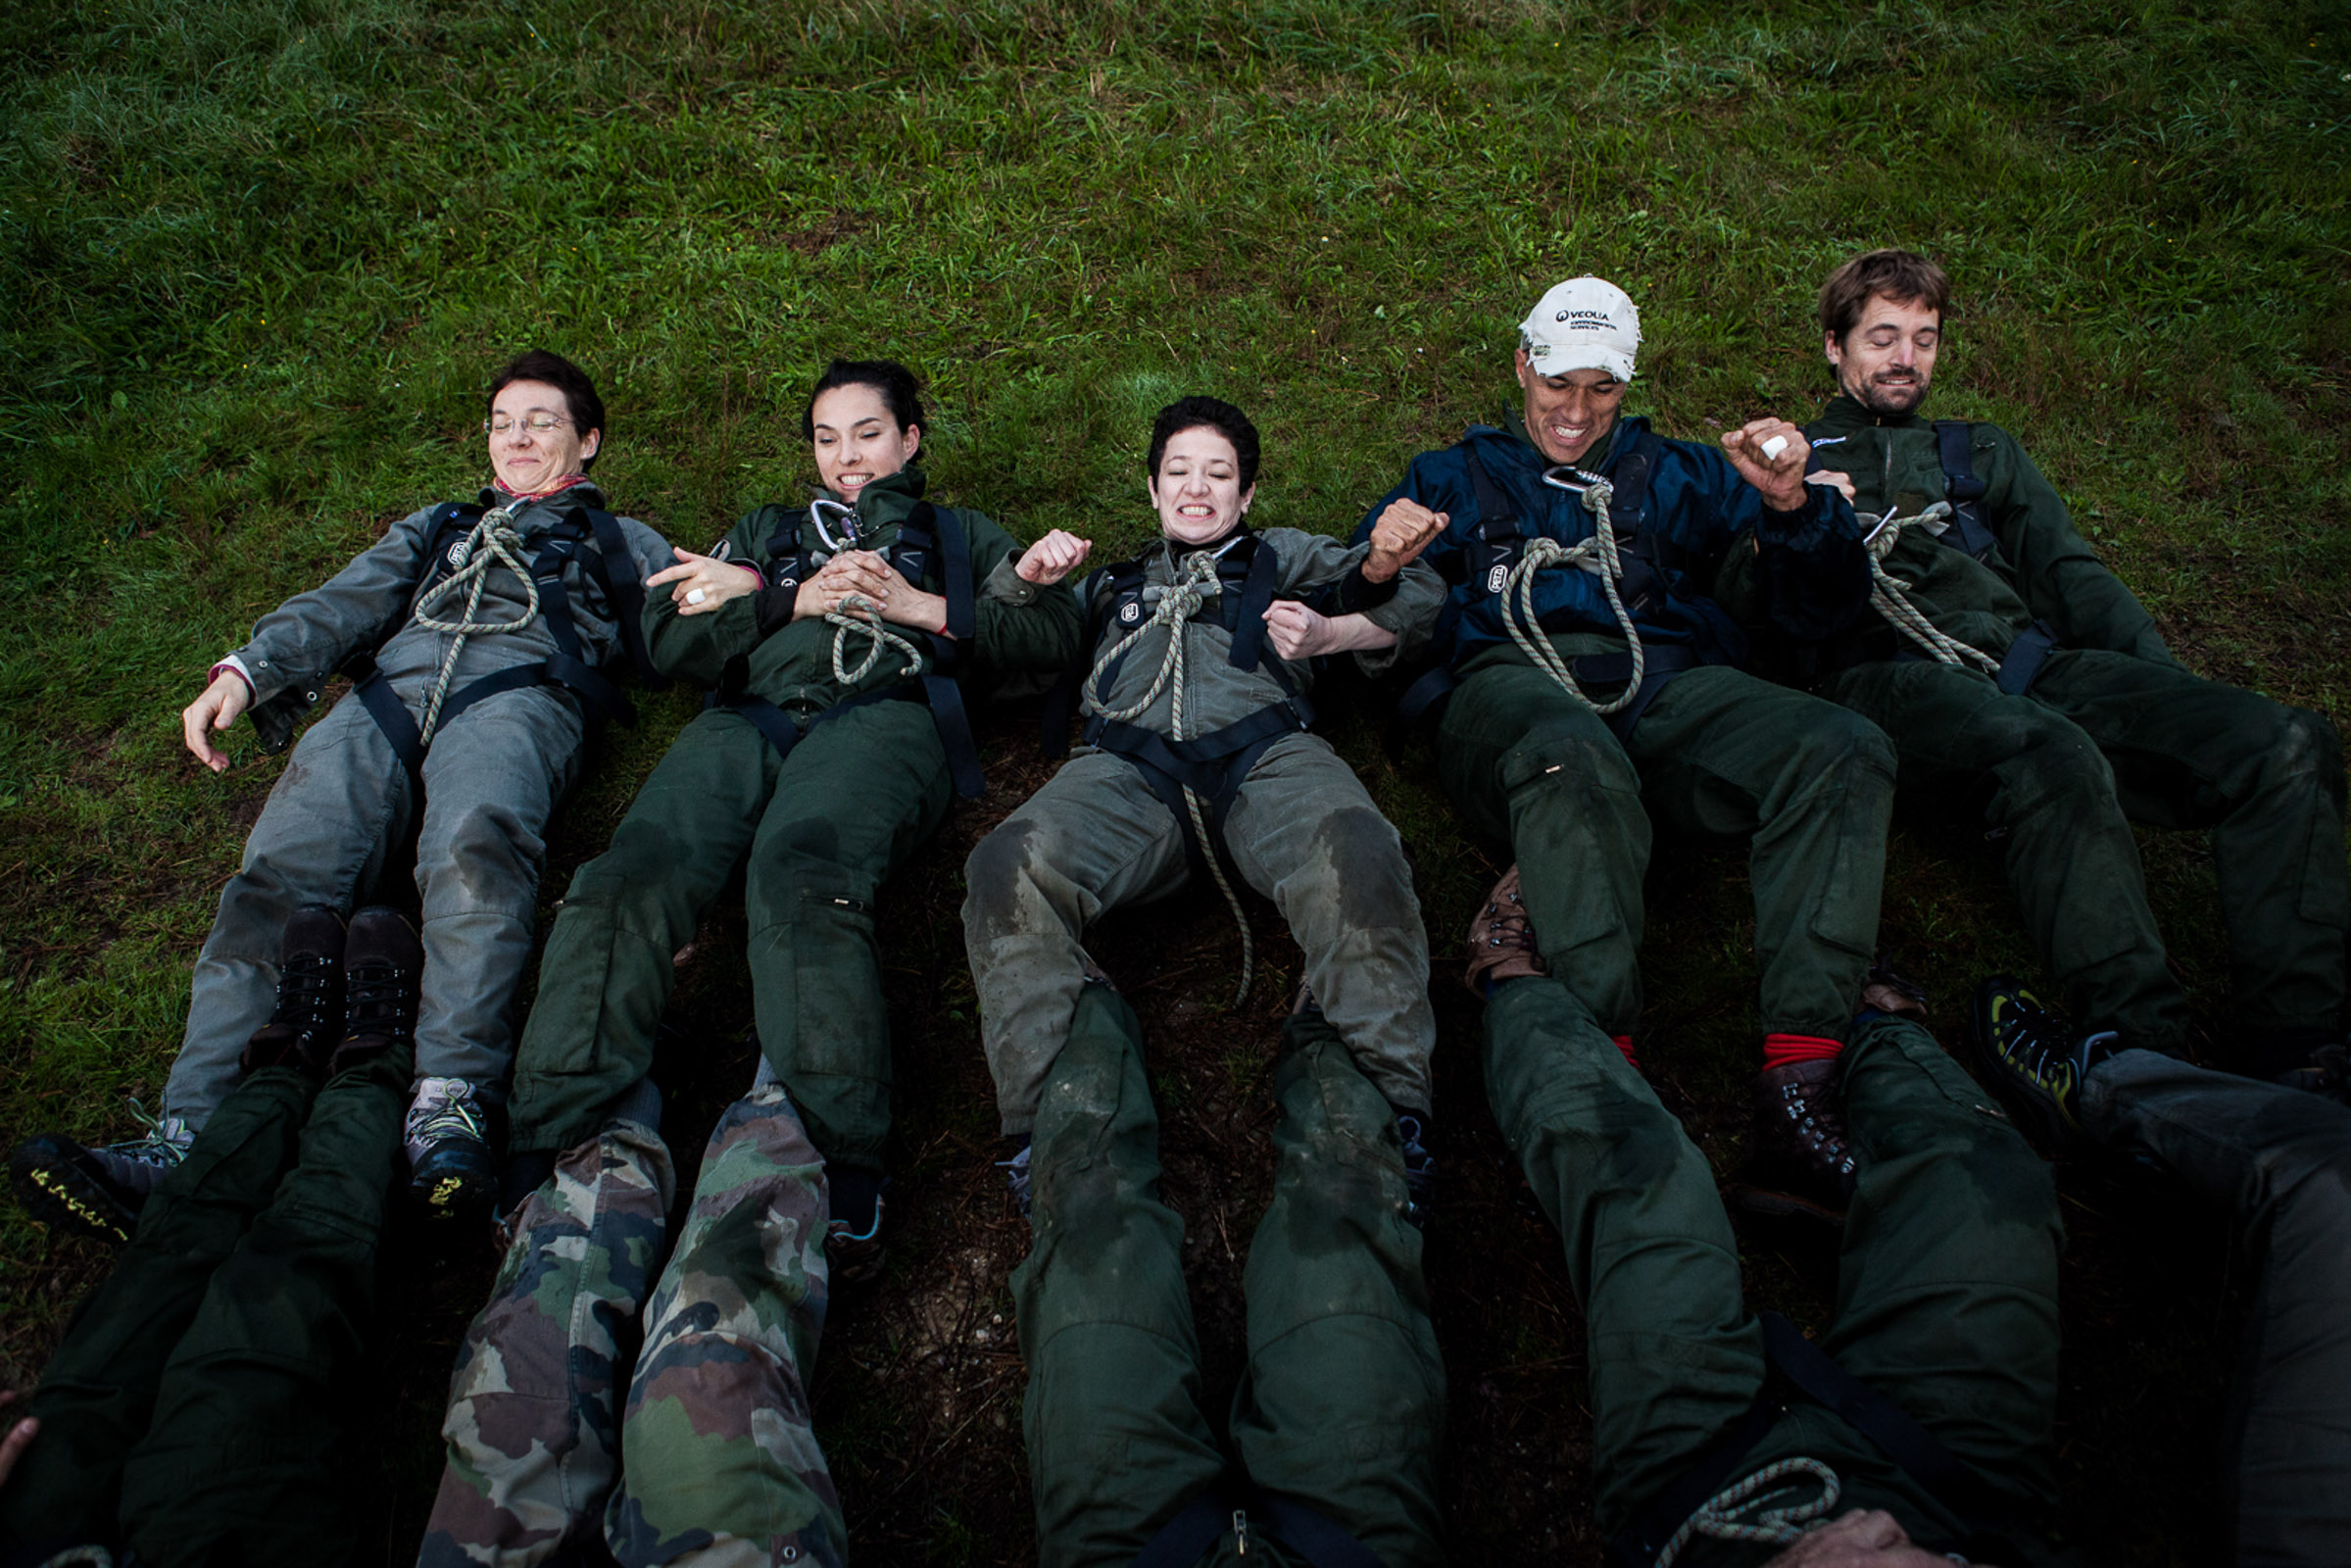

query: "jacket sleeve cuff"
(209, 654), (257, 695)
(979, 555), (1042, 608)
(1333, 563), (1400, 614)
(755, 583), (798, 637)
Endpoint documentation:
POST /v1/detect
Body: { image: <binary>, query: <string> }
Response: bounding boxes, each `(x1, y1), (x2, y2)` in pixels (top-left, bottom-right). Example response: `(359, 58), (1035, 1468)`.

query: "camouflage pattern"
(418, 1113), (677, 1567)
(606, 1085), (844, 1568)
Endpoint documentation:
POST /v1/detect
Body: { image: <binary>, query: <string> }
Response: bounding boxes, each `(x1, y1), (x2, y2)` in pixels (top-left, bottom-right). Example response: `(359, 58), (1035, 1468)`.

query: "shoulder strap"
(1462, 444), (1523, 595)
(1223, 533), (1282, 673)
(761, 504), (805, 575)
(574, 508), (664, 685)
(414, 502), (485, 597)
(1933, 420), (2000, 562)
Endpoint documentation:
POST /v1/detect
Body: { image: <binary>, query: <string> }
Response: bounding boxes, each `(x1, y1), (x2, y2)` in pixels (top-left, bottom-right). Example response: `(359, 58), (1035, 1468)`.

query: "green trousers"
(506, 700), (952, 1174)
(1824, 649), (2348, 1053)
(1482, 974), (2062, 1560)
(0, 1045), (412, 1568)
(1440, 660), (1897, 1043)
(1013, 984), (1445, 1568)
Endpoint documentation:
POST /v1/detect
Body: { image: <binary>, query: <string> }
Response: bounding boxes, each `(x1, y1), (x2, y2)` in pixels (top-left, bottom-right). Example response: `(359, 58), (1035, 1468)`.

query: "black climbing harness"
(708, 496), (987, 799)
(338, 497), (663, 776)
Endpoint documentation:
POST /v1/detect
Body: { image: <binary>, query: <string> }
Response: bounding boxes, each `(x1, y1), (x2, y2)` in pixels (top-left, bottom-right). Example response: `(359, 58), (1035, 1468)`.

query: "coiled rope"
(1081, 548), (1256, 1006)
(410, 500), (541, 746)
(1865, 503), (2000, 676)
(828, 593), (925, 683)
(1654, 1457), (1842, 1567)
(1497, 472), (1647, 713)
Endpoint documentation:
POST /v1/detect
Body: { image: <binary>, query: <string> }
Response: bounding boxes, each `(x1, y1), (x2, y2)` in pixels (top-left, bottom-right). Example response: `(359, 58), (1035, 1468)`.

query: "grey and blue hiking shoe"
(407, 1076), (497, 1219)
(10, 1102), (194, 1246)
(1971, 975), (2118, 1151)
(1396, 1111), (1435, 1230)
(999, 1141), (1034, 1217)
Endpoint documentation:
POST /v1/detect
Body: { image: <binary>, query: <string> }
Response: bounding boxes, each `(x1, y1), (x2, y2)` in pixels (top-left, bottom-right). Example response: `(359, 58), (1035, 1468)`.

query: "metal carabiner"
(808, 497), (865, 554)
(1540, 463), (1609, 495)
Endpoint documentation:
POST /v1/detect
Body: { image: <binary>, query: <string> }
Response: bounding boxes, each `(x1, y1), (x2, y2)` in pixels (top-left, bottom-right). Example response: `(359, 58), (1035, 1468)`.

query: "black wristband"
(755, 582), (798, 636)
(1334, 564), (1400, 614)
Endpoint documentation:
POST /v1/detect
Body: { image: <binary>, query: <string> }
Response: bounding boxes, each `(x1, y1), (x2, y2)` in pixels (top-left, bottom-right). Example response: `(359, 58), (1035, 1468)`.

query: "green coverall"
(1483, 971), (2066, 1564)
(1014, 982), (1446, 1568)
(0, 1044), (415, 1568)
(503, 466), (1079, 1181)
(1796, 396), (2349, 1060)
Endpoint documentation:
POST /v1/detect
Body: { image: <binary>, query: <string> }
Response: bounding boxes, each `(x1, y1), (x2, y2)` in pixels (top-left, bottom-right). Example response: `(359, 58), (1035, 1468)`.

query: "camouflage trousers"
(420, 1086), (844, 1568)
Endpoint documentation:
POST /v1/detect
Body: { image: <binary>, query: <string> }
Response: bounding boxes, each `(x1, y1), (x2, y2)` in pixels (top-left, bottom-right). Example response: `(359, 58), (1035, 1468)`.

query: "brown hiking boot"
(1860, 951), (1930, 1021)
(1750, 1058), (1859, 1208)
(1465, 866), (1545, 998)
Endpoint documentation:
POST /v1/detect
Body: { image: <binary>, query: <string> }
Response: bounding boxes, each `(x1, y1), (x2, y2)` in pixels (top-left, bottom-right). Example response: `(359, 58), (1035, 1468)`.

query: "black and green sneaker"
(1970, 976), (2117, 1151)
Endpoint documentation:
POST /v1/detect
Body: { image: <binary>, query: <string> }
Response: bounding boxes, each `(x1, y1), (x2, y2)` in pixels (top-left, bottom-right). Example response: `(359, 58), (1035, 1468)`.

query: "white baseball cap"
(1519, 276), (1641, 382)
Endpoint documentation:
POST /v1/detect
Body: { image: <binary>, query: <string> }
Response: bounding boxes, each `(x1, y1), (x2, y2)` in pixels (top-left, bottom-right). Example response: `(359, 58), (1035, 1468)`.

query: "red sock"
(1612, 1035), (1640, 1070)
(1761, 1032), (1844, 1070)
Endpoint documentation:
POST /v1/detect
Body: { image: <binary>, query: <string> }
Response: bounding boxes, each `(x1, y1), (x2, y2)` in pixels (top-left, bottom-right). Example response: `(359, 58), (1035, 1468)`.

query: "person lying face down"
(961, 396), (1455, 1568)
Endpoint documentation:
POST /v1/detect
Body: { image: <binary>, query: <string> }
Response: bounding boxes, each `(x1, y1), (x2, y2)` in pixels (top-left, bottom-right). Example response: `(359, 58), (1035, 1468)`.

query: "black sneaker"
(9, 1102), (193, 1246)
(328, 906), (422, 1075)
(1970, 976), (2117, 1151)
(239, 904), (347, 1075)
(1396, 1110), (1436, 1230)
(406, 1076), (497, 1219)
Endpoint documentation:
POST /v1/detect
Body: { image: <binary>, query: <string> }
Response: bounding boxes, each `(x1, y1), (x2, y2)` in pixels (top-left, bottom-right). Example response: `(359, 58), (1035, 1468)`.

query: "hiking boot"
(1396, 1110), (1436, 1230)
(2255, 1033), (2351, 1107)
(1859, 950), (1929, 1022)
(1464, 865), (1544, 997)
(1971, 976), (2118, 1150)
(826, 1169), (888, 1288)
(998, 1140), (1033, 1217)
(1749, 1059), (1859, 1210)
(327, 906), (421, 1075)
(9, 1102), (194, 1246)
(2278, 1044), (2351, 1106)
(239, 904), (348, 1074)
(407, 1076), (497, 1219)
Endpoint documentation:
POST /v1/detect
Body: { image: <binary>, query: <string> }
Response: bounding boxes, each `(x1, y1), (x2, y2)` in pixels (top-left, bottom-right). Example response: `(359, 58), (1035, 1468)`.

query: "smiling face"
(1515, 352), (1628, 467)
(810, 381), (920, 503)
(1826, 292), (1941, 416)
(1149, 424), (1254, 546)
(488, 378), (599, 494)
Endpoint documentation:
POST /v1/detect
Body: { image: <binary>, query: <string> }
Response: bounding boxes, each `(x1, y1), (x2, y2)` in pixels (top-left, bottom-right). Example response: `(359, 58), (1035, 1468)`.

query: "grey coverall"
(962, 527), (1445, 1134)
(166, 483), (670, 1125)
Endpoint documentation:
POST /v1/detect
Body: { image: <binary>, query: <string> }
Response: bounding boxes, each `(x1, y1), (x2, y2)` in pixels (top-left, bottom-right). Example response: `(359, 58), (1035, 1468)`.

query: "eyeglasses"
(483, 414), (573, 436)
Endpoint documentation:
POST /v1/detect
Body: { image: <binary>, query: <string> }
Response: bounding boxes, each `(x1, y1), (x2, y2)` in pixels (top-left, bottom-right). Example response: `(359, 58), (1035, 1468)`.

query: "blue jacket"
(1353, 416), (1869, 672)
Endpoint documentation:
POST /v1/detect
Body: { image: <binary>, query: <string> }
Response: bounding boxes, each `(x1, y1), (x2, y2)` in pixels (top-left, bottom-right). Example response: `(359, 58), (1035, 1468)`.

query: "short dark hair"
(487, 350), (607, 468)
(1147, 396), (1261, 492)
(802, 358), (924, 439)
(1817, 249), (1952, 343)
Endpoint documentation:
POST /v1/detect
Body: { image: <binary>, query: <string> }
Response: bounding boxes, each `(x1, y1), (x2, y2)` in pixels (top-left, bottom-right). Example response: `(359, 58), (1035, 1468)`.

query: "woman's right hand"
(183, 668), (251, 772)
(793, 550), (903, 621)
(1016, 529), (1093, 586)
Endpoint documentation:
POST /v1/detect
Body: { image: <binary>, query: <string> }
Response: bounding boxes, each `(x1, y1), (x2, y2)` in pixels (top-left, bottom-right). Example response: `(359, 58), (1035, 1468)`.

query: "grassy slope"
(2, 0), (2347, 1560)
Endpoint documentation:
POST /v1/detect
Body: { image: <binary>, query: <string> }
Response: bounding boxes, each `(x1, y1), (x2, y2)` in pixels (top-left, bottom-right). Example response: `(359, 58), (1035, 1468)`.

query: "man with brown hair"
(1789, 248), (2347, 1097)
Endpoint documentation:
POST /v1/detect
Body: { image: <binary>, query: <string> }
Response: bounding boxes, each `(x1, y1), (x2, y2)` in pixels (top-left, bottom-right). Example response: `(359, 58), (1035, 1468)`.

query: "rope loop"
(1498, 474), (1647, 714)
(411, 502), (543, 745)
(827, 594), (925, 684)
(1865, 504), (2001, 676)
(1654, 1456), (1842, 1567)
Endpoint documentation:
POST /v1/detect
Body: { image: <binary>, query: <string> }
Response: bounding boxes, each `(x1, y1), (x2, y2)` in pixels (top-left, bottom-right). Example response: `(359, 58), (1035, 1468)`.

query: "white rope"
(410, 501), (541, 745)
(827, 594), (925, 684)
(1497, 473), (1647, 713)
(1863, 503), (2001, 676)
(1080, 547), (1256, 1005)
(1654, 1457), (1842, 1567)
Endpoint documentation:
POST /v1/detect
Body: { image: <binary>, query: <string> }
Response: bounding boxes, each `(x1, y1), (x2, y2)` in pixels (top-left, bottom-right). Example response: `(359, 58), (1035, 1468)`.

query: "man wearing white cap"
(1356, 275), (1927, 1213)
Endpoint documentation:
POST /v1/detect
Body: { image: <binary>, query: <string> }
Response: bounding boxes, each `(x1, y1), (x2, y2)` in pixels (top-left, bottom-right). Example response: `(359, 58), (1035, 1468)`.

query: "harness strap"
(348, 656), (424, 778)
(1129, 1491), (1233, 1568)
(579, 507), (664, 685)
(1125, 1484), (1385, 1568)
(1463, 446), (1521, 595)
(708, 685), (910, 767)
(1572, 643), (1702, 739)
(1995, 619), (2061, 697)
(1933, 420), (2000, 563)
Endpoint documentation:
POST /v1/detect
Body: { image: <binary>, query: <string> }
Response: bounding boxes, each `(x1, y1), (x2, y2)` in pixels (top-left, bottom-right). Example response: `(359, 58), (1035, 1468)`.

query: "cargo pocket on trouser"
(507, 887), (674, 1155)
(1497, 727), (1650, 1035)
(749, 863), (891, 1175)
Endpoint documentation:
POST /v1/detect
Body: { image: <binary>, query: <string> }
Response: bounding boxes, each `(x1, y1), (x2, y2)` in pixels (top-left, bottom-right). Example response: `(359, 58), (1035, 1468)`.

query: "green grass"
(4, 0), (2348, 1561)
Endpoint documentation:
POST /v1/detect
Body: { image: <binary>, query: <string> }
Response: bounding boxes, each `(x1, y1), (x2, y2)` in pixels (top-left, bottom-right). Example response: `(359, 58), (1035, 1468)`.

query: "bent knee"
(1499, 724), (1640, 802)
(1790, 707), (1897, 779)
(963, 818), (1064, 938)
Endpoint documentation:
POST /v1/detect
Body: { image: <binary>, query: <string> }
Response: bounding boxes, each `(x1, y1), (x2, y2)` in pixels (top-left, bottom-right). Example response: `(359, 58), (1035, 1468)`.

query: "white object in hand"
(1760, 434), (1788, 462)
(686, 588), (707, 606)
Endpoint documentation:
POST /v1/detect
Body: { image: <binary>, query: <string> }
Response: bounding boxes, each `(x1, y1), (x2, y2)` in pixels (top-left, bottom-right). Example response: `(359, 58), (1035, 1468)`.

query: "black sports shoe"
(1971, 976), (2117, 1151)
(240, 904), (347, 1074)
(328, 906), (422, 1074)
(1396, 1111), (1436, 1230)
(9, 1102), (192, 1246)
(407, 1076), (498, 1219)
